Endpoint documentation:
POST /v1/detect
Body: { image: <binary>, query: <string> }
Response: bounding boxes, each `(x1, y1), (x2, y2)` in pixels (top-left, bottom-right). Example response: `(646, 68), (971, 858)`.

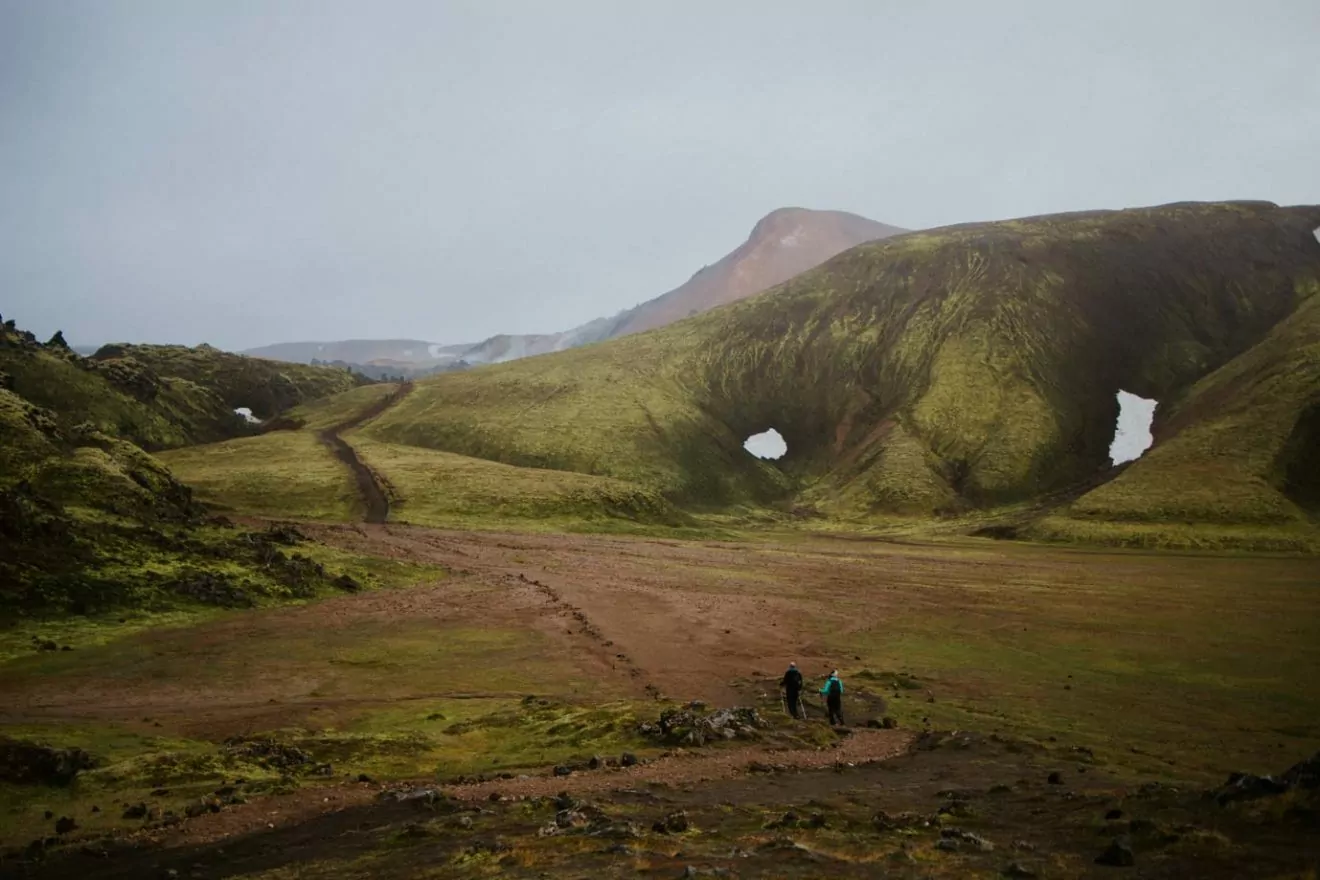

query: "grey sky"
(2, 1), (1317, 350)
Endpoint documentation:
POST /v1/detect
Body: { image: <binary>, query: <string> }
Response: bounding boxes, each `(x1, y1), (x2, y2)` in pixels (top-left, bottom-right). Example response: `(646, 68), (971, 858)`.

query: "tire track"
(318, 381), (412, 524)
(514, 572), (662, 699)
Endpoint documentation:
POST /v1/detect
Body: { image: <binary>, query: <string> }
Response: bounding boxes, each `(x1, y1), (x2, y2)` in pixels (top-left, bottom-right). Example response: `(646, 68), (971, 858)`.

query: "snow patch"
(1109, 391), (1156, 465)
(234, 407), (261, 425)
(744, 428), (787, 460)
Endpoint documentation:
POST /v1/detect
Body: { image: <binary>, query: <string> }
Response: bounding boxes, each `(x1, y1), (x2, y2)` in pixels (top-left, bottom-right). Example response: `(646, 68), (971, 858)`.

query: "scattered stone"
(184, 798), (222, 818)
(123, 803), (149, 820)
(90, 805), (99, 813)
(331, 574), (362, 593)
(44, 810), (53, 820)
(553, 765), (574, 777)
(1106, 808), (1124, 820)
(454, 815), (474, 830)
(54, 816), (77, 835)
(883, 716), (899, 729)
(620, 753), (638, 768)
(638, 706), (765, 747)
(939, 828), (994, 852)
(872, 810), (932, 832)
(588, 755), (603, 770)
(357, 773), (374, 783)
(663, 810), (690, 833)
(989, 784), (1013, 794)
(1047, 771), (1064, 785)
(1095, 837), (1136, 867)
(1012, 840), (1037, 852)
(1002, 859), (1038, 877)
(223, 739), (312, 771)
(866, 718), (883, 729)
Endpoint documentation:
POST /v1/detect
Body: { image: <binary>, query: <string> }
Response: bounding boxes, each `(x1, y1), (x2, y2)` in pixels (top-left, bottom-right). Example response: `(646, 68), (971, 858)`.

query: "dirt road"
(316, 382), (412, 524)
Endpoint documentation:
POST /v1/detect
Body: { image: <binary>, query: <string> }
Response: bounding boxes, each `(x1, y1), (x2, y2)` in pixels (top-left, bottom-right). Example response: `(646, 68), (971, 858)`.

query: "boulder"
(663, 810), (690, 833)
(1213, 772), (1289, 805)
(1095, 837), (1136, 867)
(0, 738), (97, 786)
(1281, 752), (1320, 790)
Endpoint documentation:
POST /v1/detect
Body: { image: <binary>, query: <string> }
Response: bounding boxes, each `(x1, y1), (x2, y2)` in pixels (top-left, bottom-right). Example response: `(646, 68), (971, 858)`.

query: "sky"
(2, 1), (1318, 351)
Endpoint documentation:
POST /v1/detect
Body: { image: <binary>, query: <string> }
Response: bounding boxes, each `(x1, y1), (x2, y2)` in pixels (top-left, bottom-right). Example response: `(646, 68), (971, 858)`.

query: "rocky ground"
(3, 729), (1317, 878)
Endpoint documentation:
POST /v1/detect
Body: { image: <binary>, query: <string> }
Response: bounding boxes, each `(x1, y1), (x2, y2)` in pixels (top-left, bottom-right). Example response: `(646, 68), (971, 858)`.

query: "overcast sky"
(2, 1), (1317, 350)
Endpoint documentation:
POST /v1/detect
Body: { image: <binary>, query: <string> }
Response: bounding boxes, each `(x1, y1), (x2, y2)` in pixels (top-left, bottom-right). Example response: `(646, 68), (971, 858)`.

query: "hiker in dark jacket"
(820, 670), (845, 726)
(780, 662), (804, 718)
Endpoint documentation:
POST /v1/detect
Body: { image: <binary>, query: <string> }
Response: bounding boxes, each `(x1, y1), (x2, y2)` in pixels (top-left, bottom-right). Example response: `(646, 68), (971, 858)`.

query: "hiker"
(779, 662), (804, 718)
(820, 669), (845, 726)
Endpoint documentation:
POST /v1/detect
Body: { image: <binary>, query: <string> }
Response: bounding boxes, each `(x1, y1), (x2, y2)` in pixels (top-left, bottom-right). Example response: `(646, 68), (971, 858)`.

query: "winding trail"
(317, 381), (412, 524)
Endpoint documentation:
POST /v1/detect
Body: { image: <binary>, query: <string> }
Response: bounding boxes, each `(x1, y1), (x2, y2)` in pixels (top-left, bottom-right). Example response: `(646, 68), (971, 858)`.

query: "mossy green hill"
(0, 321), (380, 616)
(356, 201), (1320, 546)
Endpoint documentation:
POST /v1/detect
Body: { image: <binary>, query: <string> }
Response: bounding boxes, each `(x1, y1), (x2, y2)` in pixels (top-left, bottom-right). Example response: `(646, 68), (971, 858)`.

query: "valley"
(3, 201), (1318, 877)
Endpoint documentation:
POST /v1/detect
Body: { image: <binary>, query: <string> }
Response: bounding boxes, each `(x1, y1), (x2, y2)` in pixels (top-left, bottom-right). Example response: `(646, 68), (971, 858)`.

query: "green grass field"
(348, 435), (688, 530)
(284, 383), (403, 431)
(158, 432), (361, 520)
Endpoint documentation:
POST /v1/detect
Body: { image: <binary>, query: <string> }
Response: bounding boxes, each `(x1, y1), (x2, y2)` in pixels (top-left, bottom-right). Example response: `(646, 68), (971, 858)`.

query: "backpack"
(826, 677), (842, 697)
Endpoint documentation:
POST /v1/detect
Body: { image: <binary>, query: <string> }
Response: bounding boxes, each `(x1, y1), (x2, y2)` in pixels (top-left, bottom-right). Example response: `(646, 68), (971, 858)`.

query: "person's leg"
(787, 690), (801, 718)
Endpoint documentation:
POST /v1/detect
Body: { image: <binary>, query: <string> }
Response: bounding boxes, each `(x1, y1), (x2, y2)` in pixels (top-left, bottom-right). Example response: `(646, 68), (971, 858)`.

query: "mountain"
(350, 201), (1320, 551)
(243, 339), (471, 367)
(242, 207), (905, 368)
(458, 207), (905, 364)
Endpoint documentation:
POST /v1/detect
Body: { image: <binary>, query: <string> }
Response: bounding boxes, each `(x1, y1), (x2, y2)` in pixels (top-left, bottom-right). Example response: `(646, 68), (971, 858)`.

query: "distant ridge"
(244, 207), (906, 368)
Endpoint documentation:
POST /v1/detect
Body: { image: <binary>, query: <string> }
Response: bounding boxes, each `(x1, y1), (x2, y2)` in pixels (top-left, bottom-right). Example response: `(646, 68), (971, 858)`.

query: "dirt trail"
(130, 729), (915, 850)
(445, 727), (915, 801)
(317, 382), (412, 524)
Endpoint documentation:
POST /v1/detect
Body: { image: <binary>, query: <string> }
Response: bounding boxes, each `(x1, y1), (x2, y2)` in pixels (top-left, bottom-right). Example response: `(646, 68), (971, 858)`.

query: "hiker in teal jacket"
(820, 670), (845, 726)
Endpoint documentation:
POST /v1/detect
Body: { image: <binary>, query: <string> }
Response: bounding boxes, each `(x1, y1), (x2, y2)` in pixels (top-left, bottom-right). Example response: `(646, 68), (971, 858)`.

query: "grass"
(88, 341), (369, 420)
(1050, 290), (1320, 542)
(158, 432), (361, 521)
(283, 383), (403, 431)
(351, 201), (1320, 545)
(812, 540), (1320, 783)
(349, 435), (688, 530)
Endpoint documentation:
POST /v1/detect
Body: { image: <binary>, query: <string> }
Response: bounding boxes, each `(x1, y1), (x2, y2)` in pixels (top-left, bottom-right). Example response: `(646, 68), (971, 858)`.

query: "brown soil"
(317, 382), (412, 524)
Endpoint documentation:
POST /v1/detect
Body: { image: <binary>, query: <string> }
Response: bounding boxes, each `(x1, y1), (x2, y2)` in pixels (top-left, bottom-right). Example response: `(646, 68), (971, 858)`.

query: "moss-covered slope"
(89, 342), (368, 421)
(0, 321), (375, 617)
(360, 201), (1320, 538)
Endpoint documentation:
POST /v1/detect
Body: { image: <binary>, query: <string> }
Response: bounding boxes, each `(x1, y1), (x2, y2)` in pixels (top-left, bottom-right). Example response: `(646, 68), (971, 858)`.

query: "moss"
(347, 200), (1320, 543)
(159, 432), (363, 521)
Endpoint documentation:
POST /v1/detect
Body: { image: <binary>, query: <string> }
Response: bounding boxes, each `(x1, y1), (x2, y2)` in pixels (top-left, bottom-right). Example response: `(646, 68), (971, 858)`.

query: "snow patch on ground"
(744, 428), (787, 460)
(235, 407), (261, 425)
(1110, 391), (1156, 465)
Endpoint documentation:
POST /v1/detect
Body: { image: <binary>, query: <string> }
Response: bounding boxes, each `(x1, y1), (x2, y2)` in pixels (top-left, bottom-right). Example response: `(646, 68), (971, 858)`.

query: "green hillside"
(89, 341), (369, 420)
(0, 321), (380, 617)
(357, 201), (1320, 545)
